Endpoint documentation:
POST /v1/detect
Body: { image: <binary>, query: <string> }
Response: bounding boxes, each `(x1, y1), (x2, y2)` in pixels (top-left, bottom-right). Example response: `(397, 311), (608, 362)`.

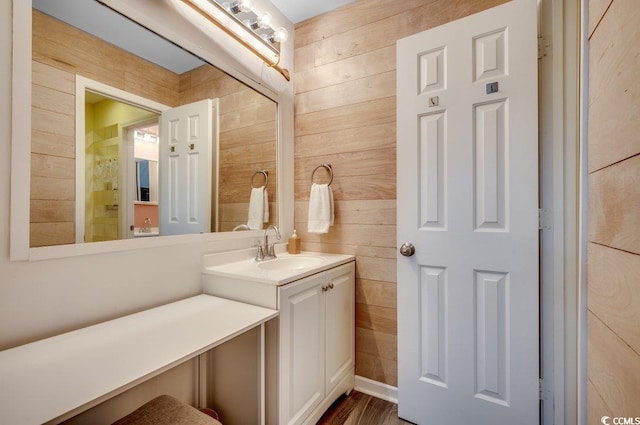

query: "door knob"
(399, 243), (415, 257)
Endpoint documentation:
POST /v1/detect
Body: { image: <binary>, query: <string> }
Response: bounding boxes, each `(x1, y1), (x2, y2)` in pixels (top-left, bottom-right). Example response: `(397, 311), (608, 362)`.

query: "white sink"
(257, 256), (323, 271)
(202, 247), (355, 309)
(202, 247), (354, 286)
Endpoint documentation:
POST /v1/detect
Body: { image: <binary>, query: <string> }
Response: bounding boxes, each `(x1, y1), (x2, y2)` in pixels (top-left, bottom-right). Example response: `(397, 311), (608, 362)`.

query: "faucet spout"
(264, 224), (281, 247)
(264, 224), (280, 248)
(256, 224), (280, 261)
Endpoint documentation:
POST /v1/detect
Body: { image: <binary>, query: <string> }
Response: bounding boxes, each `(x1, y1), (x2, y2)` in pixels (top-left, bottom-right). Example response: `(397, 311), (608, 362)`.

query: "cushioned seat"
(112, 395), (222, 425)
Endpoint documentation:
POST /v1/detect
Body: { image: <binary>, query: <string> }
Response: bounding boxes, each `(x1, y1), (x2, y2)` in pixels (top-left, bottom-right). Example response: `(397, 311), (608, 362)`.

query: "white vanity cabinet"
(278, 262), (355, 425)
(201, 250), (355, 425)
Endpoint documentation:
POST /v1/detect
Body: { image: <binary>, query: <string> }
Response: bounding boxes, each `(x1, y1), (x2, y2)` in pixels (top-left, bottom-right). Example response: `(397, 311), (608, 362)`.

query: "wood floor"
(316, 391), (413, 425)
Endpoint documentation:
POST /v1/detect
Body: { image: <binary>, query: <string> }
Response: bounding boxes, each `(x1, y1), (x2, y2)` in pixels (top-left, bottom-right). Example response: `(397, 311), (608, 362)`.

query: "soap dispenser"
(287, 229), (301, 254)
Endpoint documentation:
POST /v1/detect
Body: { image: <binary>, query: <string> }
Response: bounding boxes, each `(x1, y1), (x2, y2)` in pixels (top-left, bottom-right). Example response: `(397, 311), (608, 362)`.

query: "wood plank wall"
(179, 66), (278, 232)
(31, 10), (180, 247)
(293, 0), (507, 386)
(587, 0), (640, 422)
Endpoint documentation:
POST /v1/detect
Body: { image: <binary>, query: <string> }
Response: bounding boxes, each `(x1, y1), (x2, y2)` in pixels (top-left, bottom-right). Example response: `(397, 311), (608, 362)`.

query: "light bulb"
(272, 27), (288, 43)
(230, 0), (252, 14)
(257, 12), (272, 29)
(238, 0), (252, 12)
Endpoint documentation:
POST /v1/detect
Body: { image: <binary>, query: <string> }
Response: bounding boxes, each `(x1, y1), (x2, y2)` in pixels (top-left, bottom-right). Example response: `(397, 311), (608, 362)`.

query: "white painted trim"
(354, 375), (398, 404)
(212, 99), (221, 233)
(577, 0), (589, 423)
(538, 0), (581, 423)
(9, 0), (31, 261)
(259, 323), (266, 425)
(28, 229), (264, 262)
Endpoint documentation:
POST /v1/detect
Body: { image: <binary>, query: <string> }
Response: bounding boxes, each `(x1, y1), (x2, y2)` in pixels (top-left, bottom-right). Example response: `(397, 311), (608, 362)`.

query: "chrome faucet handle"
(254, 243), (265, 261)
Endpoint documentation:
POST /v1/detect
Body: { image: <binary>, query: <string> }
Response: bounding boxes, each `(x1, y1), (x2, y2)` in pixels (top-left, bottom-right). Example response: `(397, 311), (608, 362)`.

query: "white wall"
(0, 0), (294, 351)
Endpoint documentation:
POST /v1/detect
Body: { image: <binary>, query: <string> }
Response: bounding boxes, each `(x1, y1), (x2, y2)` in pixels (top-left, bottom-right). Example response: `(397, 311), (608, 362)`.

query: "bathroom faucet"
(141, 218), (152, 233)
(255, 225), (280, 261)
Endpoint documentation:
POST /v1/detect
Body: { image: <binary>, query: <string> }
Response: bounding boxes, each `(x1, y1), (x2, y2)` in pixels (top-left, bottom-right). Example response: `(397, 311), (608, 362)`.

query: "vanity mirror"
(28, 0), (278, 248)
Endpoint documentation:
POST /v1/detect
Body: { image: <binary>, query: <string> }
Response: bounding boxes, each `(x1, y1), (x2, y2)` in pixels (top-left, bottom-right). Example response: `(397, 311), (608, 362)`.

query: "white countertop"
(202, 247), (354, 286)
(0, 295), (278, 425)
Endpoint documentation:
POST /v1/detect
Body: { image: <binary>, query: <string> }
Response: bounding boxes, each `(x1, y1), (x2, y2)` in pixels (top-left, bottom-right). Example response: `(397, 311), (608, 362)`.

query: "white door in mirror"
(159, 99), (218, 235)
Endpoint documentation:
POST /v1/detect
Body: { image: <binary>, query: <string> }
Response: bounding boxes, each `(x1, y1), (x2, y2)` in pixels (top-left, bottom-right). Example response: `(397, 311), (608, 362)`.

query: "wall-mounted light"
(181, 0), (290, 81)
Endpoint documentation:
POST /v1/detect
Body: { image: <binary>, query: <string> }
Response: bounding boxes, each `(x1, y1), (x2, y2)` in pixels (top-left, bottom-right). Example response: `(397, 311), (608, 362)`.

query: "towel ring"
(251, 170), (269, 188)
(311, 164), (333, 186)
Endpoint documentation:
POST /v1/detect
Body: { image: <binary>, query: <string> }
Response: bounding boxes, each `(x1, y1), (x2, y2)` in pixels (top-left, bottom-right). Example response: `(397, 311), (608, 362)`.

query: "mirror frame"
(10, 0), (294, 261)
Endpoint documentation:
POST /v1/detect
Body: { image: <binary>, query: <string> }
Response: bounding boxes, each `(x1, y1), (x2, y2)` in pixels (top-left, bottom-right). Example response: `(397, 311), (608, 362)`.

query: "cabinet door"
(324, 262), (355, 395)
(279, 273), (325, 425)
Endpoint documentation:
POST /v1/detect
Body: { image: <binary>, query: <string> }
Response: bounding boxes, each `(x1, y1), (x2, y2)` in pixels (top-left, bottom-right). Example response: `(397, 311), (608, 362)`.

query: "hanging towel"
(248, 186), (269, 229)
(308, 183), (334, 234)
(263, 187), (269, 222)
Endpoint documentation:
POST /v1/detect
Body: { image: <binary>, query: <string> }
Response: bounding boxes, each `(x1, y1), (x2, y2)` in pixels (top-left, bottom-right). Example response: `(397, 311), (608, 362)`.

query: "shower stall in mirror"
(83, 92), (161, 242)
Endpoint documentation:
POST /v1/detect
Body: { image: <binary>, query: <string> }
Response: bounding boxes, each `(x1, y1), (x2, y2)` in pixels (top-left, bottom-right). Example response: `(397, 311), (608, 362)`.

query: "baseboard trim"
(354, 375), (398, 404)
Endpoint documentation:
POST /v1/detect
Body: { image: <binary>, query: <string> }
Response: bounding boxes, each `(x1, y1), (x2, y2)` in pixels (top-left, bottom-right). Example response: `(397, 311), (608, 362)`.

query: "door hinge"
(538, 36), (550, 59)
(539, 378), (553, 402)
(539, 378), (543, 400)
(538, 208), (552, 231)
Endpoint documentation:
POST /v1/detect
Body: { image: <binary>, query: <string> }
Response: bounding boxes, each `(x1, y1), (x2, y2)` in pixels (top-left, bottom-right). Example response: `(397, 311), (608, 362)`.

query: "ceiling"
(269, 0), (356, 24)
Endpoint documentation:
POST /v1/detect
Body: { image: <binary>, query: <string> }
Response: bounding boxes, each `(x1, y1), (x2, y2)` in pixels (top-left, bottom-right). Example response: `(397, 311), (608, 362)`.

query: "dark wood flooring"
(316, 391), (413, 425)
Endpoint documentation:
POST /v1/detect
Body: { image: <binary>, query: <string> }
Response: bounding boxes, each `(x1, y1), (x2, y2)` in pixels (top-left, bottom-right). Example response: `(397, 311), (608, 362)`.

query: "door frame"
(538, 0), (582, 424)
(74, 76), (169, 243)
(121, 117), (161, 239)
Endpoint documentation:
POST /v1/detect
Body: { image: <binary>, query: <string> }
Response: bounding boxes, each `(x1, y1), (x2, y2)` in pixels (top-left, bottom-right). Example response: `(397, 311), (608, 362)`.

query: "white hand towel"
(248, 187), (266, 230)
(263, 187), (269, 222)
(308, 183), (334, 234)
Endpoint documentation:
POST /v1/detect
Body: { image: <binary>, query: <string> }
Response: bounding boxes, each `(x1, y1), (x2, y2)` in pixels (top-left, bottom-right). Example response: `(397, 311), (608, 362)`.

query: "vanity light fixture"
(181, 0), (290, 81)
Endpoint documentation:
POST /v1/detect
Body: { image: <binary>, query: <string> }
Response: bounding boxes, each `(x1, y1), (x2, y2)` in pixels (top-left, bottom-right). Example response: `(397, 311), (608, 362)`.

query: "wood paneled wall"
(293, 0), (507, 386)
(179, 66), (278, 232)
(31, 10), (180, 247)
(587, 0), (640, 422)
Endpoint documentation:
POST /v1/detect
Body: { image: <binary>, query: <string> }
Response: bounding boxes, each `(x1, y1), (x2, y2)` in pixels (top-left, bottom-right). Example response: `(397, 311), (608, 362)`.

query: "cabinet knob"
(328, 283), (334, 290)
(321, 285), (327, 292)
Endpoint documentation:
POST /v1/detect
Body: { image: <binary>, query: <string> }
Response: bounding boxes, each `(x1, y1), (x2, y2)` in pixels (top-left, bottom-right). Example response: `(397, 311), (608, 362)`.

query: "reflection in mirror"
(30, 0), (278, 247)
(136, 160), (158, 203)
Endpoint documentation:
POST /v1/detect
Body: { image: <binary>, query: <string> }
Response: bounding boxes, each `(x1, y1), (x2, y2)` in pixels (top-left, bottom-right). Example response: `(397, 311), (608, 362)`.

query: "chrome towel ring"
(251, 170), (269, 188)
(311, 163), (333, 186)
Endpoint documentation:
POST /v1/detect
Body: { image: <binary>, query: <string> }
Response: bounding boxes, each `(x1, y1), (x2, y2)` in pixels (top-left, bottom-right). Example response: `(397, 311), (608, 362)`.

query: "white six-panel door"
(159, 99), (217, 236)
(396, 1), (539, 423)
